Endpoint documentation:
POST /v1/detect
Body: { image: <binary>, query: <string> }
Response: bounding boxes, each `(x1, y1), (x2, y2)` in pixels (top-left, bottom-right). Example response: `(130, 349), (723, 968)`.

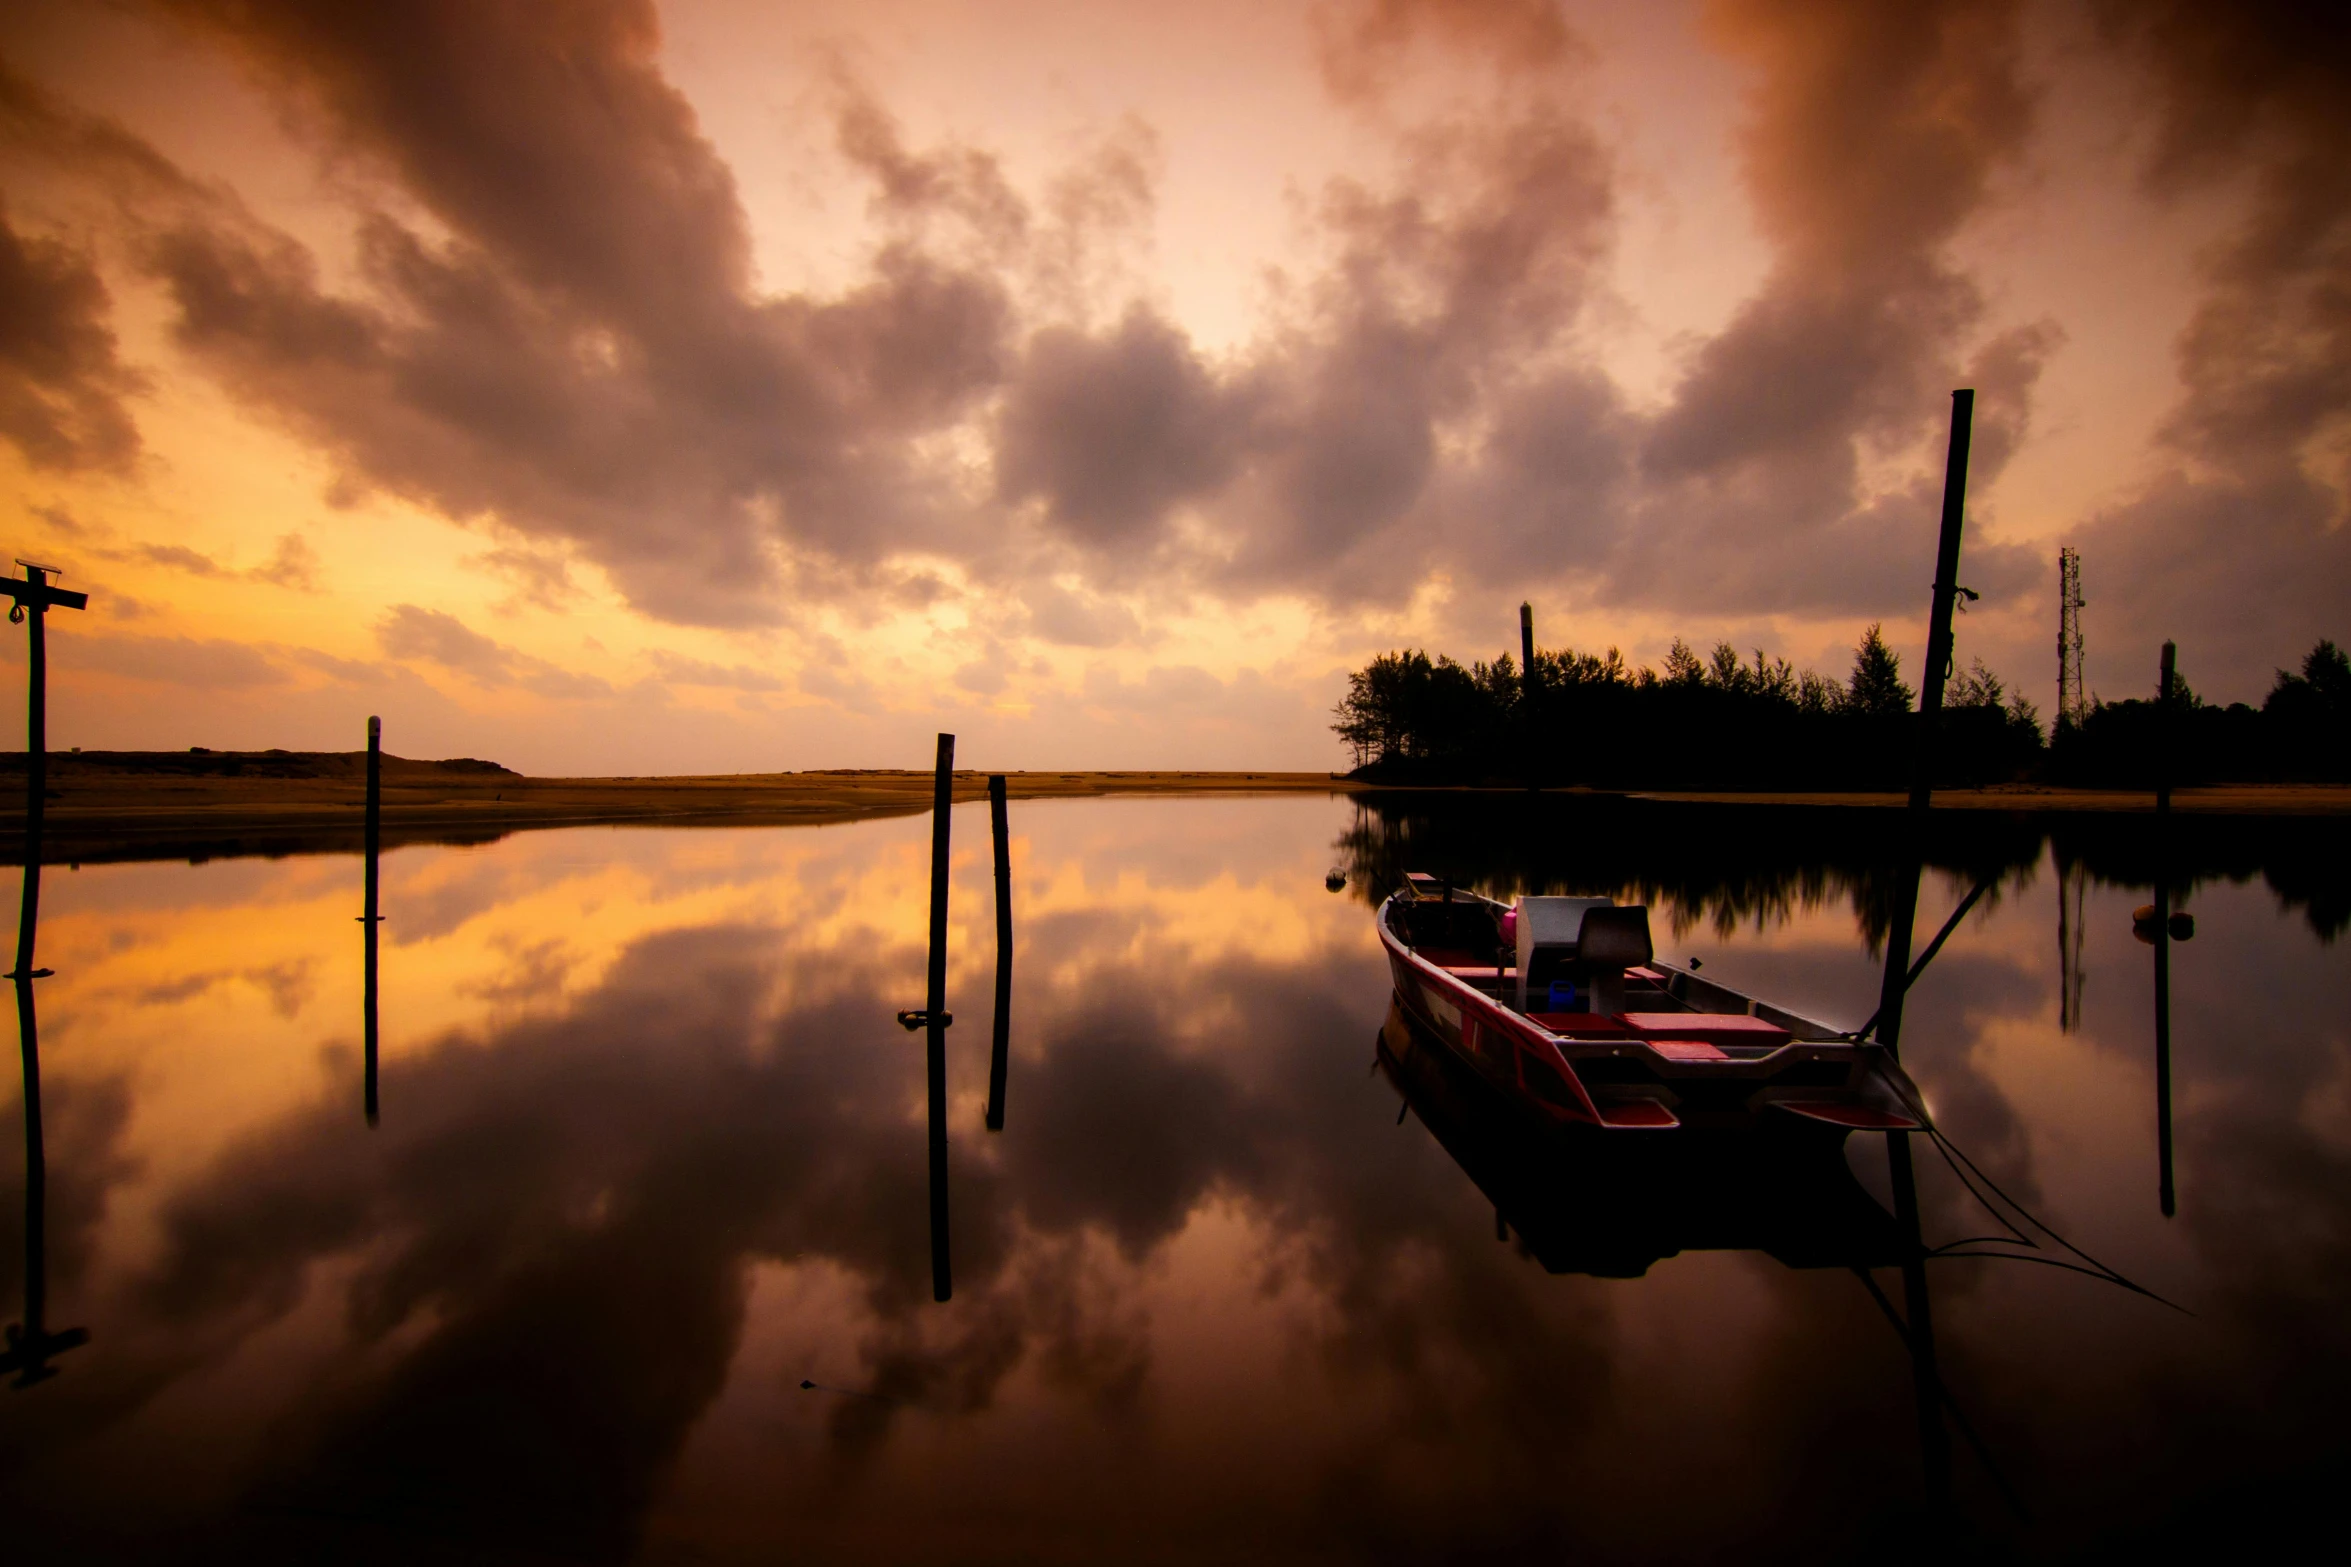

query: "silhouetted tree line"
(1335, 631), (2349, 790)
(1333, 626), (2039, 789)
(2051, 640), (2351, 785)
(1335, 793), (2349, 944)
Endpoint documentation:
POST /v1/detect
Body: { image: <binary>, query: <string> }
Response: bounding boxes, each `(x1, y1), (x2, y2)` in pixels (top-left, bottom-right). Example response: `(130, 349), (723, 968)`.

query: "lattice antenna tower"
(2057, 546), (2086, 733)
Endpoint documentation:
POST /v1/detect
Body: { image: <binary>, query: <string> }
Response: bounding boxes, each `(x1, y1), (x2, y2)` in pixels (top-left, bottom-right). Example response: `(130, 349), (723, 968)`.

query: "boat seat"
(1619, 1012), (1791, 1049)
(1529, 1012), (1636, 1037)
(1576, 906), (1653, 968)
(1576, 905), (1653, 1016)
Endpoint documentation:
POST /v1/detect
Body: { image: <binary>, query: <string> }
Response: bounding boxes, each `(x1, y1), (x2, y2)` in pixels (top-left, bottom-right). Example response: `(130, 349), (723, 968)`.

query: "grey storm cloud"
(976, 0), (2053, 617)
(0, 195), (144, 472)
(13, 0), (2333, 678)
(2068, 0), (2351, 697)
(994, 306), (1256, 553)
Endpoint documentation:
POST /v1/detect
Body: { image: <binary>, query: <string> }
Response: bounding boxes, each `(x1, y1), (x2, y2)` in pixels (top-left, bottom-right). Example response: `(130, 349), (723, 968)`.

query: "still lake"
(2, 793), (2346, 1563)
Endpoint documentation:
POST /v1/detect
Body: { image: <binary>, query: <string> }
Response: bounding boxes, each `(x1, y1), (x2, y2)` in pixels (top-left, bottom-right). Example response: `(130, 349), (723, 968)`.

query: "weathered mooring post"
(3, 564), (86, 878)
(362, 715), (382, 1128)
(2, 562), (89, 1388)
(986, 773), (1012, 1133)
(1871, 390), (1974, 1514)
(923, 736), (955, 1300)
(1520, 602), (1539, 791)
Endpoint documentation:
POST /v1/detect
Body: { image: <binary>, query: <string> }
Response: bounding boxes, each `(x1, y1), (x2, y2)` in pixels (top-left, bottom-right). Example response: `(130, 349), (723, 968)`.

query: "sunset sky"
(1, 0), (2343, 774)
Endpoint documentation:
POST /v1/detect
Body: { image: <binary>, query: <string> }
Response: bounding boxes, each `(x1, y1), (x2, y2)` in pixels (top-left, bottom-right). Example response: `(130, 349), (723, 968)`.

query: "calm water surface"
(2, 795), (2346, 1563)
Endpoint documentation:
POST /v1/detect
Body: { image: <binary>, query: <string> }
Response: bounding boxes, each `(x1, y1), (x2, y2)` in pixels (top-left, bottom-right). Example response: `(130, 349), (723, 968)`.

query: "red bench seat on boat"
(1529, 1012), (1636, 1037)
(1617, 1012), (1791, 1048)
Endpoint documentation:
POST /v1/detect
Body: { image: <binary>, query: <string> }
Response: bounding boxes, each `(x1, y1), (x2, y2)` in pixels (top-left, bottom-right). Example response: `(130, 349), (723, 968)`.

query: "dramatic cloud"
(117, 1), (1016, 626)
(994, 306), (1254, 553)
(0, 196), (143, 472)
(3, 0), (2336, 761)
(994, 0), (2055, 621)
(377, 603), (612, 699)
(1601, 0), (2046, 613)
(2070, 1), (2351, 692)
(1204, 102), (1623, 602)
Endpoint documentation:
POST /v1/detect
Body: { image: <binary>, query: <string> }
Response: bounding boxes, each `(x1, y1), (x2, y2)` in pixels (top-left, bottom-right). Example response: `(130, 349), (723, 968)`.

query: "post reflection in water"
(1, 794), (2348, 1562)
(2057, 851), (2087, 1034)
(985, 773), (1013, 1135)
(360, 714), (383, 1129)
(3, 835), (87, 1389)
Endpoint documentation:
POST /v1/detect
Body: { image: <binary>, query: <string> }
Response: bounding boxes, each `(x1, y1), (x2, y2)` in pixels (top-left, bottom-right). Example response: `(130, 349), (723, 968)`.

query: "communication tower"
(2057, 547), (2086, 733)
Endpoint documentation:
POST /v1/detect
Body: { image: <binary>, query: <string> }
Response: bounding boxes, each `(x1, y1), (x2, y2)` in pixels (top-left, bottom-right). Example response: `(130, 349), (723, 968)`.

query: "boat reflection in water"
(1377, 995), (1902, 1278)
(1377, 991), (2030, 1529)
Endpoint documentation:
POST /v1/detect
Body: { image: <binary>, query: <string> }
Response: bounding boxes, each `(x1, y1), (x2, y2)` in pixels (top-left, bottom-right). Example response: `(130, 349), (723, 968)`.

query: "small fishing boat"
(1378, 873), (1923, 1133)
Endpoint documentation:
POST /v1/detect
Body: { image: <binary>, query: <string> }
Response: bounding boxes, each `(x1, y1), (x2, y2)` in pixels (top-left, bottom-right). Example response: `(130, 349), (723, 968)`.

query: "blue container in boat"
(1547, 980), (1580, 1010)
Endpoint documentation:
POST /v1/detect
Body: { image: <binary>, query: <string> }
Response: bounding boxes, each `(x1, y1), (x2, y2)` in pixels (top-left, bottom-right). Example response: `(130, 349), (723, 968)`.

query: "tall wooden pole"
(1875, 391), (1974, 1055)
(1871, 392), (1973, 1517)
(1519, 602), (1539, 791)
(925, 734), (954, 1302)
(363, 715), (382, 1127)
(24, 572), (46, 868)
(985, 773), (1011, 1133)
(3, 563), (88, 1387)
(1911, 390), (1974, 813)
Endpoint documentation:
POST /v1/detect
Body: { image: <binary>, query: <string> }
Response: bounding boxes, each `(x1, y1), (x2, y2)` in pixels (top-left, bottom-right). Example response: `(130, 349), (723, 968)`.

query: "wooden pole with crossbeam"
(2, 561), (89, 1388)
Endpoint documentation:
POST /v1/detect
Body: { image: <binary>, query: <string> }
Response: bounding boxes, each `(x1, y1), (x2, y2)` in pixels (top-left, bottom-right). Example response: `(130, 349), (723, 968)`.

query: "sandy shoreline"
(0, 758), (1355, 863)
(1, 752), (2343, 864)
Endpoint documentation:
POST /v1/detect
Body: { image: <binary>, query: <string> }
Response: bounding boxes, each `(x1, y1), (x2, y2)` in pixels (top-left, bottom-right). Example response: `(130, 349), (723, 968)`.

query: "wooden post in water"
(2, 562), (89, 1388)
(2156, 641), (2175, 816)
(1869, 391), (1972, 1517)
(362, 716), (382, 1128)
(1519, 602), (1539, 791)
(3, 564), (88, 870)
(2153, 642), (2176, 1218)
(986, 774), (1012, 1133)
(925, 735), (955, 1301)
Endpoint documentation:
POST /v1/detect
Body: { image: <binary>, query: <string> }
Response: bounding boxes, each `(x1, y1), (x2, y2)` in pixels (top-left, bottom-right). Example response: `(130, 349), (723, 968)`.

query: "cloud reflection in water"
(0, 796), (2346, 1562)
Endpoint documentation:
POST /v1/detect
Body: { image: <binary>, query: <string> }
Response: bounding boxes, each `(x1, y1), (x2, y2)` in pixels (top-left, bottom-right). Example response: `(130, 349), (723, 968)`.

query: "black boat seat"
(1576, 906), (1653, 968)
(1576, 905), (1653, 1015)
